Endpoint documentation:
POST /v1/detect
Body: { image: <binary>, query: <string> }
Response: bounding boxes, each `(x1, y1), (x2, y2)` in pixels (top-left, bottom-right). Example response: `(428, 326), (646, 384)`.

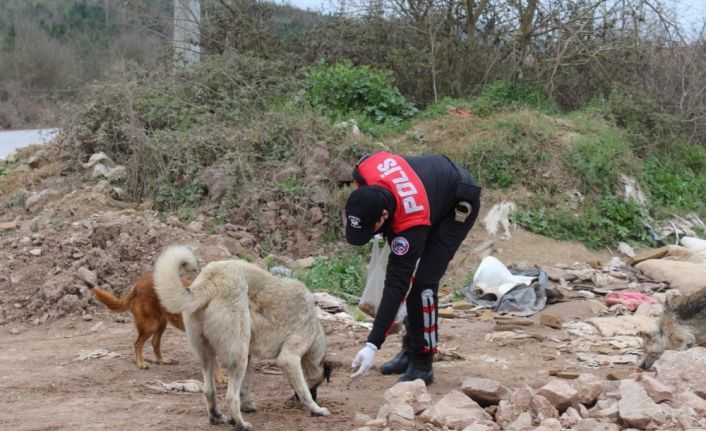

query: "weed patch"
(298, 251), (368, 304)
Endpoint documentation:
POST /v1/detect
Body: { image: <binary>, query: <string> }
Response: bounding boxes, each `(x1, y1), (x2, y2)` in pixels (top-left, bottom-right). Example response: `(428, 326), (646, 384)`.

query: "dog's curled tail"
(154, 245), (199, 314)
(91, 287), (133, 313)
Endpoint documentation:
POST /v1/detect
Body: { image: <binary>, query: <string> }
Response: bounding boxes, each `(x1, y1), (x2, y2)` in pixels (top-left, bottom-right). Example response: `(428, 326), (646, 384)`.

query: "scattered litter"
(75, 348), (120, 361)
(462, 256), (557, 317)
(618, 242), (636, 258)
(586, 315), (655, 337)
(604, 291), (657, 312)
(539, 313), (564, 329)
(436, 345), (464, 362)
(482, 201), (517, 240)
(576, 352), (639, 367)
(144, 379), (203, 393)
(485, 331), (541, 343)
(269, 266), (292, 277)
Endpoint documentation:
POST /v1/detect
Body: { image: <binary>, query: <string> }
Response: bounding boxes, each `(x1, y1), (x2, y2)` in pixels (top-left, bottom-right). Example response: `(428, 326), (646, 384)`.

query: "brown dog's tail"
(91, 286), (134, 313)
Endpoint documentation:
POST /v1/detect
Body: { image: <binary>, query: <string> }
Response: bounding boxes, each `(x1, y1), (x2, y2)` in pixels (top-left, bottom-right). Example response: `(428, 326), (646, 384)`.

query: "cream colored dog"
(154, 246), (331, 430)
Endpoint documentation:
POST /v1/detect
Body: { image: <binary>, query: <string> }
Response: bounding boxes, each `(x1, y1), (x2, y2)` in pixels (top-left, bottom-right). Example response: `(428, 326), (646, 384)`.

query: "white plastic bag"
(359, 236), (406, 333)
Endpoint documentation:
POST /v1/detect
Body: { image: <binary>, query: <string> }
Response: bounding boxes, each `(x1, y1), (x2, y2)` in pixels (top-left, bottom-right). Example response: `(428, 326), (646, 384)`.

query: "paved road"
(0, 128), (59, 160)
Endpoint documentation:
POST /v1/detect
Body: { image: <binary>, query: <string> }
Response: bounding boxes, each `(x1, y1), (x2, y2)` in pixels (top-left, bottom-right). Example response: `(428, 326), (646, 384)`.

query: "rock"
(187, 221), (203, 232)
(42, 274), (73, 301)
(536, 379), (579, 412)
(82, 152), (115, 170)
(10, 328), (20, 335)
(294, 256), (316, 269)
(82, 313), (93, 321)
(573, 373), (603, 405)
(618, 379), (665, 428)
(559, 407), (582, 428)
(25, 189), (61, 211)
(506, 412), (532, 430)
(200, 166), (231, 203)
(383, 379), (432, 414)
(273, 166), (302, 182)
(588, 400), (619, 422)
(29, 248), (42, 256)
(531, 394), (559, 420)
(574, 419), (621, 431)
(538, 419), (564, 431)
(364, 418), (386, 427)
(654, 347), (706, 397)
(676, 391), (706, 416)
(461, 377), (510, 406)
(105, 166), (126, 181)
(310, 184), (329, 204)
(461, 424), (496, 431)
(510, 385), (534, 409)
(308, 207), (324, 224)
(353, 413), (373, 425)
(637, 374), (674, 403)
(77, 267), (98, 287)
(377, 403), (415, 428)
(57, 294), (82, 314)
(495, 399), (523, 428)
(421, 390), (494, 429)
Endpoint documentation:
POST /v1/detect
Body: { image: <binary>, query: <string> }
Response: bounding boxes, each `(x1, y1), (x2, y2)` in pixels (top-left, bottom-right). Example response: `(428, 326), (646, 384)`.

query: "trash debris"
(143, 379), (203, 393)
(482, 201), (517, 240)
(435, 345), (465, 362)
(75, 348), (120, 361)
(462, 256), (557, 317)
(539, 314), (564, 329)
(269, 266), (292, 277)
(604, 291), (657, 312)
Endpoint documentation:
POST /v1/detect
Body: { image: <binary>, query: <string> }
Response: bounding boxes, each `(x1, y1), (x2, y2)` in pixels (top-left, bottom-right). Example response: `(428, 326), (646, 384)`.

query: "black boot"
(396, 357), (433, 386)
(379, 336), (409, 375)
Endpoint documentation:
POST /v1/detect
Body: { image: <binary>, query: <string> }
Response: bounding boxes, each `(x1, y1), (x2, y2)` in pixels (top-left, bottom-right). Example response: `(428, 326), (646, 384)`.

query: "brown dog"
(89, 274), (226, 382)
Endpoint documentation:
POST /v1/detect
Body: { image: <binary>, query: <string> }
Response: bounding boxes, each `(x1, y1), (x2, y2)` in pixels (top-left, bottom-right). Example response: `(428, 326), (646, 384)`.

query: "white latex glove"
(351, 342), (377, 379)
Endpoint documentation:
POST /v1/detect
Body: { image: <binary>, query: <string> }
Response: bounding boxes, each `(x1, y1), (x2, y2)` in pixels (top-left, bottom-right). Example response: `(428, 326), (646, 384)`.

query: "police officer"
(346, 150), (481, 385)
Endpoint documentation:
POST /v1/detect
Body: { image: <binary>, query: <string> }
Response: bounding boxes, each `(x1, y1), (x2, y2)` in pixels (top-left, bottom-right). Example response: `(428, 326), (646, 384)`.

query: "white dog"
(154, 246), (331, 430)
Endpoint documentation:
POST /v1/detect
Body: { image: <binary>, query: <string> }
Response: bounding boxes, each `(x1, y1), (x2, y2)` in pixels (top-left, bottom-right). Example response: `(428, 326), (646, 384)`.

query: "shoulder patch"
(391, 236), (410, 256)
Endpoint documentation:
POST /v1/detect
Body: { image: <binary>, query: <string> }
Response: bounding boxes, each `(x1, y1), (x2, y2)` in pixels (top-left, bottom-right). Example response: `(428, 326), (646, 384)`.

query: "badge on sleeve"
(391, 236), (410, 256)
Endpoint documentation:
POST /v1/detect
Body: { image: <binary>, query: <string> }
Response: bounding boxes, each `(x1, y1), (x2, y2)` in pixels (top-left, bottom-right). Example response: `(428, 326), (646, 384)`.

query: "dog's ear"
(323, 361), (333, 383)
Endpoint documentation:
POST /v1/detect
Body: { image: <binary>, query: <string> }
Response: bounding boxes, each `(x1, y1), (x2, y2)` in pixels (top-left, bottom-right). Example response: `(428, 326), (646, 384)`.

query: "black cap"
(345, 186), (387, 246)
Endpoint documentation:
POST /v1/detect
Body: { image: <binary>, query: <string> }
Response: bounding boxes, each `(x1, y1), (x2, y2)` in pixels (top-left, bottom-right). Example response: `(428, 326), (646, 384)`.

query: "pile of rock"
(352, 348), (706, 430)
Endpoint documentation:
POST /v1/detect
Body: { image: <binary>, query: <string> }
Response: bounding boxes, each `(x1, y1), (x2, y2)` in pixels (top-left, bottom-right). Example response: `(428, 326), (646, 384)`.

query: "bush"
(513, 195), (650, 249)
(298, 251), (368, 304)
(419, 97), (473, 118)
(562, 127), (636, 193)
(305, 61), (418, 128)
(471, 81), (558, 117)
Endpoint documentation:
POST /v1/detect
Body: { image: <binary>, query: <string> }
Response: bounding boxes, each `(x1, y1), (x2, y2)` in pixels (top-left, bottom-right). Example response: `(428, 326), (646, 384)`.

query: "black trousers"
(405, 202), (478, 363)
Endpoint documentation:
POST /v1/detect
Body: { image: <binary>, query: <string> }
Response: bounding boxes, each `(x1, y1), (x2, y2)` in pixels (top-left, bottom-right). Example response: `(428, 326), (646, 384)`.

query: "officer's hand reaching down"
(351, 343), (377, 379)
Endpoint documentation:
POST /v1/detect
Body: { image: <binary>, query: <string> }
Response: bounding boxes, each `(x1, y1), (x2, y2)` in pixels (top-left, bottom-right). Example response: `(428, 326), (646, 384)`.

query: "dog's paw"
(209, 412), (227, 425)
(136, 362), (150, 370)
(228, 418), (252, 431)
(241, 401), (257, 413)
(311, 406), (331, 417)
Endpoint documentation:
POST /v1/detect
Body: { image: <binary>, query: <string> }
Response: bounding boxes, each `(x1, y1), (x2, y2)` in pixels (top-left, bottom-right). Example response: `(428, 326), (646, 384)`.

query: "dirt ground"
(1, 220), (642, 431)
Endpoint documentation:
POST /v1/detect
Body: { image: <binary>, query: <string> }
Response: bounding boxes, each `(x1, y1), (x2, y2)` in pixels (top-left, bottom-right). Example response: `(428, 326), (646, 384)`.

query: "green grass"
(297, 250), (368, 304)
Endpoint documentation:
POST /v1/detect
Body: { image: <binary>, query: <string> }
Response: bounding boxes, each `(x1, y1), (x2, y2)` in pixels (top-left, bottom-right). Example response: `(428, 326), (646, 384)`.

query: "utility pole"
(173, 0), (201, 66)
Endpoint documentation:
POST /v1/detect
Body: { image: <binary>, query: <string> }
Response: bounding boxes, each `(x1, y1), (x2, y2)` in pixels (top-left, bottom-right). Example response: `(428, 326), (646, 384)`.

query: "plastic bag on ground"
(461, 256), (553, 317)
